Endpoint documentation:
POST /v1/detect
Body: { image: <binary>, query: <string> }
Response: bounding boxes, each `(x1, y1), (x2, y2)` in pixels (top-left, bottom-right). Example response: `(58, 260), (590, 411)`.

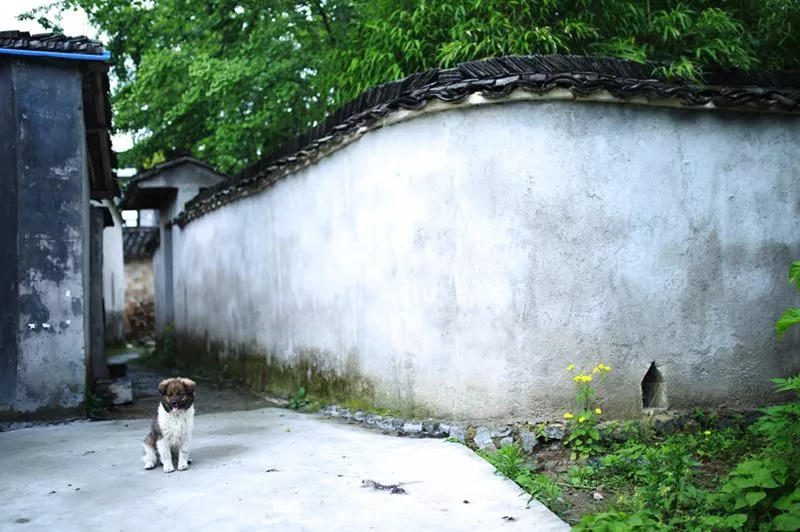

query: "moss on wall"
(176, 333), (428, 413)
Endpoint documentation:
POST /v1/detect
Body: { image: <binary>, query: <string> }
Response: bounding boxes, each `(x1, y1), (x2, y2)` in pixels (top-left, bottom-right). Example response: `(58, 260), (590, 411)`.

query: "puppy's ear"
(180, 378), (196, 395)
(158, 379), (170, 396)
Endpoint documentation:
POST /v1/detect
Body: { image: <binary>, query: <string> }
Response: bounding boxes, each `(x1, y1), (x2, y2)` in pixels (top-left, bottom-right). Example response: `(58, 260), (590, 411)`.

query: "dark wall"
(90, 206), (107, 382)
(1, 58), (88, 417)
(0, 61), (18, 404)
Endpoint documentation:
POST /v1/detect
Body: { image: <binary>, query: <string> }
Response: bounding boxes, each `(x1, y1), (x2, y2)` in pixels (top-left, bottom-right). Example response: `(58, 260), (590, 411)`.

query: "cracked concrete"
(0, 407), (568, 531)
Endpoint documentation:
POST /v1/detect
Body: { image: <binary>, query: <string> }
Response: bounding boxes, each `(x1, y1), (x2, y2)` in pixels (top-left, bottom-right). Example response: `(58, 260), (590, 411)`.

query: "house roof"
(174, 54), (800, 228)
(1, 31), (118, 199)
(119, 156), (229, 210)
(126, 156), (224, 186)
(0, 31), (106, 57)
(123, 227), (160, 259)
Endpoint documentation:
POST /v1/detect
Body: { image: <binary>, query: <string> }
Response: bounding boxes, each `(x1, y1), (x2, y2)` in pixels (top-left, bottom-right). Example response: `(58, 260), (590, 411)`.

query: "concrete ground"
(0, 407), (568, 531)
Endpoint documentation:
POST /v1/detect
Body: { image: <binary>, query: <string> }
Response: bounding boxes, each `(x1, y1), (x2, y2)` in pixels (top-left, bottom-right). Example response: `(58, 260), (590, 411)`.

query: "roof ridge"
(0, 30), (105, 55)
(167, 53), (800, 227)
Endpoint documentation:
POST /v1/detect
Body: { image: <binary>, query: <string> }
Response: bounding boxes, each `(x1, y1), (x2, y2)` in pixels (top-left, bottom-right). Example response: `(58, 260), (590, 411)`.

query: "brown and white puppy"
(142, 377), (196, 473)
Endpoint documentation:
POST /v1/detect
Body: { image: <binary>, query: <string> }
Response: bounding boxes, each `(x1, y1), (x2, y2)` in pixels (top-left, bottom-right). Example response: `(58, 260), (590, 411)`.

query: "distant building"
(119, 156), (227, 335)
(122, 226), (159, 340)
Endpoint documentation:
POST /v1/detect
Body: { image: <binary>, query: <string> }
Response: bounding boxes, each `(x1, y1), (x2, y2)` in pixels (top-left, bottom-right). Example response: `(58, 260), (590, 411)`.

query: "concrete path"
(0, 408), (568, 531)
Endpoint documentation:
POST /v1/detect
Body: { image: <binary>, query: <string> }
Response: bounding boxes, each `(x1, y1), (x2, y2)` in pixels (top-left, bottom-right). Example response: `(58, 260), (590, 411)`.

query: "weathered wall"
(125, 259), (155, 303)
(0, 59), (88, 419)
(103, 207), (125, 342)
(124, 258), (155, 339)
(176, 100), (800, 421)
(148, 167), (225, 334)
(89, 207), (108, 382)
(152, 227), (167, 334)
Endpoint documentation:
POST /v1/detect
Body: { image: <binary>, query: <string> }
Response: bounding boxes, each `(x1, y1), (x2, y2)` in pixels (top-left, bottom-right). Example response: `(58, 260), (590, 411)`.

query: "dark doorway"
(642, 362), (668, 409)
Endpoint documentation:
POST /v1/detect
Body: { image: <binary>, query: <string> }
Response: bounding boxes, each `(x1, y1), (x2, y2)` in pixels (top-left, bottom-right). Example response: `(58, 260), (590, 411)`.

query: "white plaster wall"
(149, 168), (224, 335)
(102, 217), (125, 341)
(177, 101), (800, 421)
(102, 224), (124, 312)
(153, 243), (166, 333)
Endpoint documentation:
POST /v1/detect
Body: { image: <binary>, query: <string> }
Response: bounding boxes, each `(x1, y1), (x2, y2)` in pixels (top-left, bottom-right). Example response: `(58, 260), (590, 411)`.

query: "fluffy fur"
(142, 377), (196, 473)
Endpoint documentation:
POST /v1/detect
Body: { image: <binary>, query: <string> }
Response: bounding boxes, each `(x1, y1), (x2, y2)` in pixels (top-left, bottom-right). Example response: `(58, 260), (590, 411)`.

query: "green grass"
(477, 376), (800, 529)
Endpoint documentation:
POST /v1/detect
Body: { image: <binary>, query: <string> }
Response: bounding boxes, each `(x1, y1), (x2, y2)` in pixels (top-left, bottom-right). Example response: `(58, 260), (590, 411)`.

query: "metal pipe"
(0, 48), (110, 61)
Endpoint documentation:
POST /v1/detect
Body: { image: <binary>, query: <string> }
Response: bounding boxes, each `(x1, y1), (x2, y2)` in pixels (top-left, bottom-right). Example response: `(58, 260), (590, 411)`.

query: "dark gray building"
(0, 31), (117, 420)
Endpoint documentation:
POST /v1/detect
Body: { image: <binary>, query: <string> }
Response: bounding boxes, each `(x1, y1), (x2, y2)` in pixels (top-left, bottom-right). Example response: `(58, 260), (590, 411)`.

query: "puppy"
(142, 377), (196, 473)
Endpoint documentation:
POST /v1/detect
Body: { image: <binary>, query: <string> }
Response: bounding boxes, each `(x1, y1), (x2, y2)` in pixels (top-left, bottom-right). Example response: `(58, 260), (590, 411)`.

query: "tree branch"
(312, 1), (336, 46)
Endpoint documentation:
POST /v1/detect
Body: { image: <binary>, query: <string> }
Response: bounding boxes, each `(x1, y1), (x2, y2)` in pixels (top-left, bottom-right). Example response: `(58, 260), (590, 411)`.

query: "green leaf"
(774, 513), (800, 531)
(777, 308), (800, 338)
(789, 261), (800, 290)
(744, 491), (767, 506)
(732, 477), (757, 489)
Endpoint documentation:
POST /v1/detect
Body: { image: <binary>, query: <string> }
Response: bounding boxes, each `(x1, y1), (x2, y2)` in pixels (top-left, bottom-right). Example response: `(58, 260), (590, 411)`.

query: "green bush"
(576, 376), (800, 531)
(482, 443), (568, 515)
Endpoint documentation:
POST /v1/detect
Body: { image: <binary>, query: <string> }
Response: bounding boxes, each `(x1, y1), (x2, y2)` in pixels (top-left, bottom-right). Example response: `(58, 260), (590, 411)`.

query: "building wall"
(103, 207), (125, 342)
(0, 59), (88, 419)
(124, 258), (155, 339)
(146, 169), (223, 335)
(153, 244), (166, 334)
(126, 259), (155, 303)
(176, 100), (800, 421)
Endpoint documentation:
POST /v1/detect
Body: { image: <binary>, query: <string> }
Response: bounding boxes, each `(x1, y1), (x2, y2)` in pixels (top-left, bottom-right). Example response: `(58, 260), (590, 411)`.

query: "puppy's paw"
(143, 461), (157, 470)
(162, 464), (175, 473)
(177, 462), (189, 471)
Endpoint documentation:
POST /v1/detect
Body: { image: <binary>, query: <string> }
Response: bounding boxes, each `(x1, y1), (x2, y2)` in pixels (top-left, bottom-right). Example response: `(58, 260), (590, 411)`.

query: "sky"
(0, 1), (96, 41)
(1, 1), (134, 154)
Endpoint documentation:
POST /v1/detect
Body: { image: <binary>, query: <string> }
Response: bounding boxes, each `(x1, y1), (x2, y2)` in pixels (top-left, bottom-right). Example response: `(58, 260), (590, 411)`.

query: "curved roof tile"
(168, 54), (800, 227)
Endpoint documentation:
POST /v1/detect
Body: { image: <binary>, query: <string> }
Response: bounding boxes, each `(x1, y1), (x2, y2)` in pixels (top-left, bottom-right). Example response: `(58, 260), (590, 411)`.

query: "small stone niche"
(641, 362), (668, 410)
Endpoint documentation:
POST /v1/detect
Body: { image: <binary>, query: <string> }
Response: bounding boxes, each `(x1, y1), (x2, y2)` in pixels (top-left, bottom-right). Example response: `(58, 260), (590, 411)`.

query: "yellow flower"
(595, 408), (602, 415)
(564, 412), (574, 419)
(578, 416), (586, 423)
(592, 367), (600, 374)
(585, 375), (593, 382)
(704, 430), (711, 436)
(566, 364), (575, 372)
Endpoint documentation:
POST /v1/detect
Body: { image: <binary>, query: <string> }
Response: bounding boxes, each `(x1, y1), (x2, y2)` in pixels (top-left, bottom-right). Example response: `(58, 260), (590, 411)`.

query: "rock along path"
(0, 407), (568, 531)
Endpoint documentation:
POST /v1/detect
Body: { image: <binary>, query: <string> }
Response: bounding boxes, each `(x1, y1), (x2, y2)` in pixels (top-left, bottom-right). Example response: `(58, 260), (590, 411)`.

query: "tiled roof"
(174, 54), (800, 228)
(119, 155), (228, 210)
(0, 31), (105, 56)
(123, 227), (159, 259)
(126, 156), (224, 186)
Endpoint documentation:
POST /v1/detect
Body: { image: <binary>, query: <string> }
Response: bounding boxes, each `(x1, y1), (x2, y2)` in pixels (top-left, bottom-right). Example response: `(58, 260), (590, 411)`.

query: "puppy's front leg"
(142, 442), (158, 470)
(156, 439), (175, 473)
(177, 445), (190, 471)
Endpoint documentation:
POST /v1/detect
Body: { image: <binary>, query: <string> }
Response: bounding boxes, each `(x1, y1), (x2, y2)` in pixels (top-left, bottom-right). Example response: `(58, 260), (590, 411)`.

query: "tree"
(27, 0), (350, 172)
(23, 1), (800, 172)
(327, 0), (800, 102)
